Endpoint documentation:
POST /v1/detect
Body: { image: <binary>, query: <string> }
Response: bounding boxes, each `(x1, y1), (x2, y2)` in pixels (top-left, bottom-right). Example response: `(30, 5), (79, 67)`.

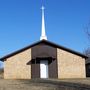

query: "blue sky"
(0, 0), (90, 62)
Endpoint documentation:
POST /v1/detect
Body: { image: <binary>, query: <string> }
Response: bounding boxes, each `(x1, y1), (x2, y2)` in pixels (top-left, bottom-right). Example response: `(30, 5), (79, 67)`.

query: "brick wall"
(57, 48), (86, 78)
(4, 49), (31, 79)
(4, 47), (86, 79)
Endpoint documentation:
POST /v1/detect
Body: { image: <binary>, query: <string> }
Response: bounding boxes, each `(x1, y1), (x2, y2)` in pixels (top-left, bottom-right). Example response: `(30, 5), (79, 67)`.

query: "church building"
(0, 5), (87, 79)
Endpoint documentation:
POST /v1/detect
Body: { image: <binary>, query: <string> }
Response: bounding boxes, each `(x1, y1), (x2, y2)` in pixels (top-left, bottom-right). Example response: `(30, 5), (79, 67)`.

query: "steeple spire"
(40, 5), (47, 40)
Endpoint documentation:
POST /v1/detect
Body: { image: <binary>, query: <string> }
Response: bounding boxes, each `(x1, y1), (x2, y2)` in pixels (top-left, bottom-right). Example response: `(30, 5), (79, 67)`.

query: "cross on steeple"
(40, 4), (47, 40)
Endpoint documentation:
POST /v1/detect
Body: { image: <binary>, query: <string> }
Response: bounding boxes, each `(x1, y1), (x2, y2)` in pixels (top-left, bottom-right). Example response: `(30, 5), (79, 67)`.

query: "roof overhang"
(0, 40), (88, 61)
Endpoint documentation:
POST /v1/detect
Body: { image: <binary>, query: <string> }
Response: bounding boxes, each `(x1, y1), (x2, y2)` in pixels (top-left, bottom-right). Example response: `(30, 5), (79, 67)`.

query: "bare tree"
(84, 21), (90, 77)
(85, 20), (90, 41)
(84, 19), (90, 55)
(84, 48), (90, 56)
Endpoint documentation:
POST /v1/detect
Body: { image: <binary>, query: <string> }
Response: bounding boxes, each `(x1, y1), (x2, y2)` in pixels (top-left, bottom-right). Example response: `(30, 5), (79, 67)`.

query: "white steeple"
(40, 5), (47, 40)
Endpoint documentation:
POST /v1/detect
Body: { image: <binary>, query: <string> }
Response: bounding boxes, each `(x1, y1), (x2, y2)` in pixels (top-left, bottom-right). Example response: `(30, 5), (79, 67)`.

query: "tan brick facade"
(57, 48), (86, 79)
(4, 49), (31, 79)
(3, 45), (86, 79)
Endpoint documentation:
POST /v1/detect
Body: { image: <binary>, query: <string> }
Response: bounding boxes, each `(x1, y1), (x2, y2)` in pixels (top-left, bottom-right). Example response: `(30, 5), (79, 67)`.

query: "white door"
(40, 60), (48, 78)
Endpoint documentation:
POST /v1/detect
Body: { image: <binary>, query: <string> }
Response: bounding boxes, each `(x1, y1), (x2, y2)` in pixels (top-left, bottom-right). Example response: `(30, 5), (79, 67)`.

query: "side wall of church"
(4, 48), (31, 79)
(57, 48), (86, 78)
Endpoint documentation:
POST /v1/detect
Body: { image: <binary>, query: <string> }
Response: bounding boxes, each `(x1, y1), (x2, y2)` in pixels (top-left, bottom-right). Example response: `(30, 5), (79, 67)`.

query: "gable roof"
(0, 40), (87, 61)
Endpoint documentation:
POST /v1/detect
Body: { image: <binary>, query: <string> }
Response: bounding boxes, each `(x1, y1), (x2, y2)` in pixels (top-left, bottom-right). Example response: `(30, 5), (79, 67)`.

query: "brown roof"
(0, 40), (88, 61)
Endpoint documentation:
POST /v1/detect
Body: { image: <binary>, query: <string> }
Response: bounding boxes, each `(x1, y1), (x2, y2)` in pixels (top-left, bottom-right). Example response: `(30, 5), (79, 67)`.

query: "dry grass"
(0, 71), (90, 90)
(59, 78), (90, 85)
(0, 78), (89, 90)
